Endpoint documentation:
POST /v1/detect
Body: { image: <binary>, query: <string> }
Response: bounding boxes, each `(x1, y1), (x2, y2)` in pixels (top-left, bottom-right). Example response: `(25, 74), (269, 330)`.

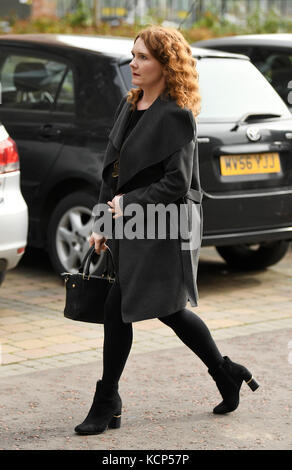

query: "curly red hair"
(126, 25), (201, 119)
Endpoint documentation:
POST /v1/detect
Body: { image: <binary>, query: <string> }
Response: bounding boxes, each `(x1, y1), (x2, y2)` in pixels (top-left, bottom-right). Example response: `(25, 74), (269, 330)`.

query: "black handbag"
(61, 245), (115, 324)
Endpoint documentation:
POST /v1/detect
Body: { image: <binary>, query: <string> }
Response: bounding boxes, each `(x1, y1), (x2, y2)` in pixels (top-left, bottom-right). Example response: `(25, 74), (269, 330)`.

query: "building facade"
(31, 0), (57, 19)
(1, 0), (292, 24)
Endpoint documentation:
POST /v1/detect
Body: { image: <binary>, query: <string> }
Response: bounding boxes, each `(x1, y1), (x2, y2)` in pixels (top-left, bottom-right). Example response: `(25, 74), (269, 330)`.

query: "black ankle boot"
(74, 380), (122, 435)
(208, 356), (259, 414)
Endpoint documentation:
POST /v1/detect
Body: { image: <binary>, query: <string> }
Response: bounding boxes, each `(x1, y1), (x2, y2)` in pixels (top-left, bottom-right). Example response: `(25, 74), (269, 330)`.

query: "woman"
(74, 25), (259, 436)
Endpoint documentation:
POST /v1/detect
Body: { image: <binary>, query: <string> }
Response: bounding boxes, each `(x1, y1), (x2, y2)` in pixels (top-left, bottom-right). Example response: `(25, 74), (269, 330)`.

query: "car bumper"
(203, 226), (292, 246)
(0, 172), (28, 270)
(202, 189), (292, 246)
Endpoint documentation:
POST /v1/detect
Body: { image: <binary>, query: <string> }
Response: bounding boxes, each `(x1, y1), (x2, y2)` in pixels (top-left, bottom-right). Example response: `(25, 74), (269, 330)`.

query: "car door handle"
(39, 124), (62, 137)
(87, 127), (111, 137)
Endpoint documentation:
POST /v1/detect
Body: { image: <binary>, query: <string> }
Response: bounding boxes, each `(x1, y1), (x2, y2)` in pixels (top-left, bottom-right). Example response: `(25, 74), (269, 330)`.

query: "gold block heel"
(245, 376), (259, 392)
(108, 414), (121, 429)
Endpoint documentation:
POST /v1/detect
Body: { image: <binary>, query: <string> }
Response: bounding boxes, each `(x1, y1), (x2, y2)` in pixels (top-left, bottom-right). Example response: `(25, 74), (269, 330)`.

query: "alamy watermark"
(92, 201), (201, 251)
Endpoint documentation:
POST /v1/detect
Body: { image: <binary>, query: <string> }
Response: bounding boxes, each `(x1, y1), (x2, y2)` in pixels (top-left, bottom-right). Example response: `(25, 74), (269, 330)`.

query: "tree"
(93, 0), (101, 27)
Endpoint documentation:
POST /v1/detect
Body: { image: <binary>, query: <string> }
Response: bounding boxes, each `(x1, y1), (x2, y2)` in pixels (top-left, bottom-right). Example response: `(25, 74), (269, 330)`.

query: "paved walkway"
(0, 246), (291, 449)
(0, 325), (291, 450)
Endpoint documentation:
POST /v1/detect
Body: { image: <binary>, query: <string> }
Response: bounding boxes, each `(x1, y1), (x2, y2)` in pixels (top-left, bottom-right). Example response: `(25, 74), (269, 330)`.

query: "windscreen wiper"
(231, 112), (282, 131)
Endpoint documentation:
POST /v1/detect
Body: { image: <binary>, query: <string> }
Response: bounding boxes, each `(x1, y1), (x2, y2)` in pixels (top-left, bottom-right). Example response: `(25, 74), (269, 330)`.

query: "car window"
(195, 57), (291, 122)
(55, 67), (75, 113)
(0, 53), (75, 113)
(120, 62), (133, 89)
(250, 48), (292, 107)
(209, 45), (252, 57)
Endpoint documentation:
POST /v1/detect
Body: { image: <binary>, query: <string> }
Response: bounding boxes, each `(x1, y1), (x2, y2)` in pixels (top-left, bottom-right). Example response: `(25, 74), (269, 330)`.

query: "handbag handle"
(78, 245), (95, 274)
(80, 244), (115, 278)
(103, 245), (115, 279)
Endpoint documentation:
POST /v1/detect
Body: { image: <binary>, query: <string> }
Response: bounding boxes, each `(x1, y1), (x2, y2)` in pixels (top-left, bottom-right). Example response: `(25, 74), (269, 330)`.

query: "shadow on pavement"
(16, 246), (266, 294)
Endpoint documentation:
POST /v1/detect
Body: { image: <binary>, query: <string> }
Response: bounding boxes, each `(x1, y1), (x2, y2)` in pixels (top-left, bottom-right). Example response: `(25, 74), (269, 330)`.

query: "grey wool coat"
(93, 92), (203, 323)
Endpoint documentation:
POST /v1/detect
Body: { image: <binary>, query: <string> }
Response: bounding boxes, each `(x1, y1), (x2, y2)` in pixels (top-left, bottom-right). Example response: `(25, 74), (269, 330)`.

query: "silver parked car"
(0, 121), (28, 285)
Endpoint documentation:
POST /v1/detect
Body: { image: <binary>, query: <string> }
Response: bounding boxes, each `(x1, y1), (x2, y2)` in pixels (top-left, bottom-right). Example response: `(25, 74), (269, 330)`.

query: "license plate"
(220, 152), (281, 176)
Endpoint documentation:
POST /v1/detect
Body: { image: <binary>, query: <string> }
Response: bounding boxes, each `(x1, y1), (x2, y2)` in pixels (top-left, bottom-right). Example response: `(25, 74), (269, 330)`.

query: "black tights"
(101, 279), (223, 388)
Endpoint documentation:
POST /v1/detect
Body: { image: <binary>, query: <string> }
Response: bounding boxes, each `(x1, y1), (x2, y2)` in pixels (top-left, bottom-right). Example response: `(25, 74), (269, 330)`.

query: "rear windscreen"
(120, 57), (291, 123)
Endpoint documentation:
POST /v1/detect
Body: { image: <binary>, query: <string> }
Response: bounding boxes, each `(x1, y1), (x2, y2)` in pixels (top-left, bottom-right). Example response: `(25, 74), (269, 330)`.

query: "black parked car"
(0, 34), (292, 274)
(194, 34), (292, 112)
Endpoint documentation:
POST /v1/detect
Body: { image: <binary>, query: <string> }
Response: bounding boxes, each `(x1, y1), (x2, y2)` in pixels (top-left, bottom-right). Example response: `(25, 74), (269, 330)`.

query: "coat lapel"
(102, 93), (195, 192)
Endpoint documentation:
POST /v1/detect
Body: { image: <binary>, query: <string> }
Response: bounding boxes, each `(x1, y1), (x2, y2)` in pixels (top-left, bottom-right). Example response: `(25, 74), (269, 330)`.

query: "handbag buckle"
(82, 273), (91, 280)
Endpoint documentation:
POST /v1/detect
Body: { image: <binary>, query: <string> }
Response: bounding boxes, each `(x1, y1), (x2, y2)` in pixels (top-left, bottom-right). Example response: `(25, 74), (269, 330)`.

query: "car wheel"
(47, 191), (103, 275)
(216, 241), (289, 270)
(0, 270), (6, 286)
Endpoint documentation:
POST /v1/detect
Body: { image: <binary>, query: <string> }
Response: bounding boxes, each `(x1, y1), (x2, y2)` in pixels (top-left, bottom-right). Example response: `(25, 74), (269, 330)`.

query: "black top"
(110, 107), (146, 194)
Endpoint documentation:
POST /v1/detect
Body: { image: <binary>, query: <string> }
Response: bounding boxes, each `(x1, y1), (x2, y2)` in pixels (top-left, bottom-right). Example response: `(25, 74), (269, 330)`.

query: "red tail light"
(0, 137), (20, 174)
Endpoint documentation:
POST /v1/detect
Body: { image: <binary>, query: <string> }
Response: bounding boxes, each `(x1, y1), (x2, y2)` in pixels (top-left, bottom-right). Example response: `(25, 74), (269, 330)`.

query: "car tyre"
(216, 241), (289, 270)
(47, 191), (102, 275)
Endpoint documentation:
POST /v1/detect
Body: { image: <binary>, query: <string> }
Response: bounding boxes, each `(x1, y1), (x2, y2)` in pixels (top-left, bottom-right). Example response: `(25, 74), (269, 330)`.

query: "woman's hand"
(89, 232), (108, 255)
(107, 194), (124, 219)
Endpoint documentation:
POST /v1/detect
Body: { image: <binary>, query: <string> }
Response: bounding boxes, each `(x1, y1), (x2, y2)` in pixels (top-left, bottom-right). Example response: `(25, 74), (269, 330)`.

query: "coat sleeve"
(120, 139), (195, 211)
